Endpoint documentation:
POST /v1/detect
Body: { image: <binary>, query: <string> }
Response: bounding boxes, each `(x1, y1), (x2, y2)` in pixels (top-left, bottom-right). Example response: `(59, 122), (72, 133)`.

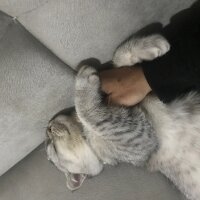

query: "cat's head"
(46, 111), (103, 191)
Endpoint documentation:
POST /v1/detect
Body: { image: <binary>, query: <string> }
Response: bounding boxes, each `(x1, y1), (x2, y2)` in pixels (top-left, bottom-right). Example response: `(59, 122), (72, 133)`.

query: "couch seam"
(12, 18), (76, 73)
(0, 20), (14, 43)
(20, 23), (77, 73)
(0, 10), (76, 73)
(8, 0), (77, 72)
(12, 0), (50, 20)
(1, 1), (78, 73)
(0, 17), (76, 74)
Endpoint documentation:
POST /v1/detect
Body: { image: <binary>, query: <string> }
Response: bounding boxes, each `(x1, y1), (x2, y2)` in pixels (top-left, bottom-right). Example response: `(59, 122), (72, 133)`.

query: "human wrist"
(132, 66), (152, 95)
(141, 68), (152, 94)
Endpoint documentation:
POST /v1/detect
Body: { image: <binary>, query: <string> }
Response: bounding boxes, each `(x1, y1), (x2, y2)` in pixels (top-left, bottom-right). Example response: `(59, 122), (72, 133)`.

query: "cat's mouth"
(66, 173), (87, 191)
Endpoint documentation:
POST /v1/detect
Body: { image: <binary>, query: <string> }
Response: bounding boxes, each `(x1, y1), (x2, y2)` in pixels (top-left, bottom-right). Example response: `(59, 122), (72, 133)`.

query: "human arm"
(100, 66), (151, 106)
(100, 29), (200, 105)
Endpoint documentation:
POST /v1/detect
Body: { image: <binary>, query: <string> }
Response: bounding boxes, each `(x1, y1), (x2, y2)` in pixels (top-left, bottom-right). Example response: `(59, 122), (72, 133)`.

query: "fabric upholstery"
(0, 11), (75, 175)
(0, 1), (198, 199)
(0, 0), (196, 68)
(0, 145), (185, 200)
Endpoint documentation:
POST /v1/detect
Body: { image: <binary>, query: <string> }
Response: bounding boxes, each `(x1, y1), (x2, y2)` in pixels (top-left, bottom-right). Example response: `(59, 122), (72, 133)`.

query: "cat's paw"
(76, 65), (100, 89)
(143, 34), (170, 58)
(113, 48), (139, 67)
(113, 34), (170, 67)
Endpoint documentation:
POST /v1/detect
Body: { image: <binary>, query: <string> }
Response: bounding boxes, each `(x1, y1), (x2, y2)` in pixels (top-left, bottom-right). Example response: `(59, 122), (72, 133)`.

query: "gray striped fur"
(75, 65), (157, 166)
(47, 34), (200, 199)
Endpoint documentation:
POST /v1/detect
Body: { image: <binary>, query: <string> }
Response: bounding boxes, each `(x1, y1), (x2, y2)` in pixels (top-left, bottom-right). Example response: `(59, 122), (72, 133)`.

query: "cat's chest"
(85, 130), (118, 165)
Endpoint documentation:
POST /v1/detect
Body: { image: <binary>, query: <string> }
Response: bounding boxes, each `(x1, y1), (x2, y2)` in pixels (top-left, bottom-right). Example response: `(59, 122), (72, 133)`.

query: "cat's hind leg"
(113, 34), (170, 67)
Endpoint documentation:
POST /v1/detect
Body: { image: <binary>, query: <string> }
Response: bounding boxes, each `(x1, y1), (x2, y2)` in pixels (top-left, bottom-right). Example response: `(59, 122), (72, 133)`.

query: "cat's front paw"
(113, 34), (170, 67)
(144, 34), (170, 58)
(76, 65), (100, 90)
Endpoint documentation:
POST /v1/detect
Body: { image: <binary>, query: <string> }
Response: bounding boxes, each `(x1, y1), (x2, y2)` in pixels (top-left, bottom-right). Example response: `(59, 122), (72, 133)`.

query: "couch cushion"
(0, 0), (196, 68)
(0, 0), (48, 17)
(0, 145), (184, 200)
(0, 11), (75, 175)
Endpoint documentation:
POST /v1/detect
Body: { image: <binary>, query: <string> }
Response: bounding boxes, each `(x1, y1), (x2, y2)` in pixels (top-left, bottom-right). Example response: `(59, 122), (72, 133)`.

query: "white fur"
(47, 34), (200, 199)
(143, 94), (200, 200)
(113, 34), (170, 67)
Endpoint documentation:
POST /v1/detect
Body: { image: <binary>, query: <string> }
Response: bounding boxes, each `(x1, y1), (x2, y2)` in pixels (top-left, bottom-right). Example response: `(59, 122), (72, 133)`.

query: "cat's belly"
(143, 95), (200, 199)
(150, 127), (200, 200)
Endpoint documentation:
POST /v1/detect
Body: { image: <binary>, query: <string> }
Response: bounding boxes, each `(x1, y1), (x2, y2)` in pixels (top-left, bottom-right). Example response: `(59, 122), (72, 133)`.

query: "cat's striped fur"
(75, 65), (200, 200)
(46, 34), (200, 200)
(75, 65), (157, 167)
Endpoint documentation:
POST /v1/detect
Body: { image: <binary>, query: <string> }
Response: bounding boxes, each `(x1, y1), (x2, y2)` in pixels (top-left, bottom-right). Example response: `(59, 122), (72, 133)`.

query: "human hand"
(99, 66), (151, 106)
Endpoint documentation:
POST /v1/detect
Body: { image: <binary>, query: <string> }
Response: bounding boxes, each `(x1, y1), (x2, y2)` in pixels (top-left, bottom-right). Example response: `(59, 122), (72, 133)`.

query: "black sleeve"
(141, 3), (200, 103)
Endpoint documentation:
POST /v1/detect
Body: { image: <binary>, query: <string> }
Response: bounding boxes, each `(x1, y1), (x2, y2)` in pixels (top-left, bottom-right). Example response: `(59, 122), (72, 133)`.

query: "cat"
(46, 34), (200, 200)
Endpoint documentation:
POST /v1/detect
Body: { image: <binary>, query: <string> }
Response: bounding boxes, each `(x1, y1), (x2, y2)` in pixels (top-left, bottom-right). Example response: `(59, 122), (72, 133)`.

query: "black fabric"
(141, 2), (200, 103)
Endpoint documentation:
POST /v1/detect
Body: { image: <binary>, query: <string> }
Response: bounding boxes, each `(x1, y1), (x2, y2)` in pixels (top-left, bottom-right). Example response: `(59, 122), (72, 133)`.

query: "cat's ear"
(51, 125), (69, 137)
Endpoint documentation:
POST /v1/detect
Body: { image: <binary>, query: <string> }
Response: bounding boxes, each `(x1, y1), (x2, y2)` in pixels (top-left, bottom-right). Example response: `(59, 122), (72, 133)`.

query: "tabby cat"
(46, 34), (200, 200)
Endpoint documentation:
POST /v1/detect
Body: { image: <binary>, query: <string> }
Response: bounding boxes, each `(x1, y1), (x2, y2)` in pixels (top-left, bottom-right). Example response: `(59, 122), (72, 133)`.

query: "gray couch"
(0, 1), (196, 199)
